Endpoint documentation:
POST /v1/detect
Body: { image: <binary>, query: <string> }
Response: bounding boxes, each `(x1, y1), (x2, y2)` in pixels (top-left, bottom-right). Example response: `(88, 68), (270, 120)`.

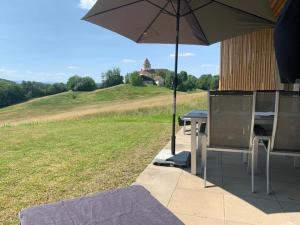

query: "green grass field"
(0, 85), (207, 224)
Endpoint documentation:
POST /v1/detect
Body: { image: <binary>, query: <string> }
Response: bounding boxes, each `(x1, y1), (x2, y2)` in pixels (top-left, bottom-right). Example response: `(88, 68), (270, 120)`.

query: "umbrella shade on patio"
(83, 0), (276, 156)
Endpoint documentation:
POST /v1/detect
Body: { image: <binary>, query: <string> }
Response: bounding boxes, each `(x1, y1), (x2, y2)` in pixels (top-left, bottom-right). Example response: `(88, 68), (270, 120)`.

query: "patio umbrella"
(83, 0), (275, 156)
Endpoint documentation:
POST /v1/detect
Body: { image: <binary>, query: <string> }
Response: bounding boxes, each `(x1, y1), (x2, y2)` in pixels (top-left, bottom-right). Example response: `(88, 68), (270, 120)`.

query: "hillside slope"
(0, 85), (205, 125)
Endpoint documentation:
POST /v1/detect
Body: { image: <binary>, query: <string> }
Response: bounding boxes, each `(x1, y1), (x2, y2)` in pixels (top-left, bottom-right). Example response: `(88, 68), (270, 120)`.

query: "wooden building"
(219, 0), (295, 91)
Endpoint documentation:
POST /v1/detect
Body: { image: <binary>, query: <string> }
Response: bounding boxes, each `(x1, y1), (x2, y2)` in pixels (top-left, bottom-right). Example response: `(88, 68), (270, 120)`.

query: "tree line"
(125, 70), (219, 91)
(0, 68), (218, 108)
(0, 79), (67, 108)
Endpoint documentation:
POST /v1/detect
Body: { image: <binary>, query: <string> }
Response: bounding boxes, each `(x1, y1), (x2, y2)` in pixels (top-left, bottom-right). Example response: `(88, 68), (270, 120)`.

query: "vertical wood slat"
(220, 29), (278, 91)
(219, 0), (286, 91)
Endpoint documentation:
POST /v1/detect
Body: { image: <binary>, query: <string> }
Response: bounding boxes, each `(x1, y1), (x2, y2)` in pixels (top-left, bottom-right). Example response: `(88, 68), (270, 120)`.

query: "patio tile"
(177, 170), (223, 194)
(176, 213), (225, 225)
(272, 182), (300, 203)
(225, 221), (255, 225)
(135, 164), (182, 206)
(224, 194), (285, 225)
(222, 176), (276, 201)
(280, 201), (300, 225)
(168, 188), (224, 220)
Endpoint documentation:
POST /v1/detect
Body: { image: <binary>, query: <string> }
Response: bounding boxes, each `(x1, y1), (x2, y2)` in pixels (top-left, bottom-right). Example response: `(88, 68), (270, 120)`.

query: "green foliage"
(126, 71), (144, 86)
(74, 77), (97, 91)
(0, 80), (67, 108)
(164, 71), (174, 88)
(67, 75), (82, 90)
(0, 81), (25, 108)
(197, 74), (219, 90)
(102, 68), (124, 88)
(67, 76), (97, 91)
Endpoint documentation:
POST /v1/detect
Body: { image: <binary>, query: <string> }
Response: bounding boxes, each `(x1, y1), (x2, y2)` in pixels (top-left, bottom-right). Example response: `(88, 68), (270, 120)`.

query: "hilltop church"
(139, 58), (165, 86)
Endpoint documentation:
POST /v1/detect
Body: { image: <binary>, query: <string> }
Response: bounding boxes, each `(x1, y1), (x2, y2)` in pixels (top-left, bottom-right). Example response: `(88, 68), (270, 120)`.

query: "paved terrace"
(135, 128), (300, 225)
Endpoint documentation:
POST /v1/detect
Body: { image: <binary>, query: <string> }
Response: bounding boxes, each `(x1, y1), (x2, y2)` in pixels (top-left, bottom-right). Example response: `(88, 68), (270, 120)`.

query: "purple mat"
(19, 185), (184, 225)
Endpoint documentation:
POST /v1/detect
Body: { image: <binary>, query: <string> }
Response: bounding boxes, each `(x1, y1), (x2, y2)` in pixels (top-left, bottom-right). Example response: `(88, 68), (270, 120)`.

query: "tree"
(74, 77), (97, 91)
(47, 83), (67, 95)
(102, 68), (124, 88)
(0, 81), (25, 108)
(128, 71), (143, 86)
(211, 75), (220, 90)
(196, 74), (219, 90)
(67, 75), (82, 91)
(67, 76), (96, 91)
(164, 71), (174, 88)
(124, 73), (131, 84)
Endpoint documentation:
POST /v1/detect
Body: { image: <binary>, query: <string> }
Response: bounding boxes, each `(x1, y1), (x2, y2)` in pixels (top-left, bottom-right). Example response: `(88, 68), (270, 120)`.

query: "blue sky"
(0, 0), (220, 83)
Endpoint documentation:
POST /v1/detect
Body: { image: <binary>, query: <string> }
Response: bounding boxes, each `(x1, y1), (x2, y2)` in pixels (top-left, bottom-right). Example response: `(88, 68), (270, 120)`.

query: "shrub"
(102, 68), (124, 88)
(67, 76), (97, 91)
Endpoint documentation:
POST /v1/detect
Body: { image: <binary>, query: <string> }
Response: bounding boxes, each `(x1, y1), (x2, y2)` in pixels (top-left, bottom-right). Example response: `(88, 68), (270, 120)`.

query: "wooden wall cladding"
(219, 0), (286, 91)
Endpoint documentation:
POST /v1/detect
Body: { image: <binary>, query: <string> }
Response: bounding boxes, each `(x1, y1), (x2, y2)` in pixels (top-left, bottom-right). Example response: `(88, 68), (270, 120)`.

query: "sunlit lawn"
(0, 90), (207, 224)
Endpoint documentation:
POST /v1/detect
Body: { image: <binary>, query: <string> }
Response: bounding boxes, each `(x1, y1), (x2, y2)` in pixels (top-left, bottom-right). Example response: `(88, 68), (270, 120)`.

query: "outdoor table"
(181, 110), (274, 175)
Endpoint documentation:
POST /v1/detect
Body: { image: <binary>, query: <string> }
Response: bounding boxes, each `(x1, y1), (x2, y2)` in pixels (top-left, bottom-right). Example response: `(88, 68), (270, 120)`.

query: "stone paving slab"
(135, 127), (300, 225)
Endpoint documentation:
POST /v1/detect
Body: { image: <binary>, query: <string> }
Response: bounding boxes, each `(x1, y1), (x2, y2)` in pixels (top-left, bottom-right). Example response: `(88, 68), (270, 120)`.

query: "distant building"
(139, 58), (165, 86)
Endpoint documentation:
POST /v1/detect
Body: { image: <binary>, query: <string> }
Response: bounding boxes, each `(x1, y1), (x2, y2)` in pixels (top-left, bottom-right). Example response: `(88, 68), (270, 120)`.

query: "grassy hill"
(0, 85), (172, 124)
(0, 84), (207, 224)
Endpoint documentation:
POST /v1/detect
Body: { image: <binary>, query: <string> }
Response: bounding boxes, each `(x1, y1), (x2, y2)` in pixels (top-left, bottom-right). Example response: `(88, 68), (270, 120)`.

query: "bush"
(102, 68), (124, 88)
(67, 75), (82, 91)
(127, 71), (143, 86)
(74, 77), (97, 91)
(67, 76), (97, 91)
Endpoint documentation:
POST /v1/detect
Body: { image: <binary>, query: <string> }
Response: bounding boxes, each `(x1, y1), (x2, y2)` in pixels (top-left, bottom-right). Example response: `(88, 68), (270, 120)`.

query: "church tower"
(143, 58), (151, 71)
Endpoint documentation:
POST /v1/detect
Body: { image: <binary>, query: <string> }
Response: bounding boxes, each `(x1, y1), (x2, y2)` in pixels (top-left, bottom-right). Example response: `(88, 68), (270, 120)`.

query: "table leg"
(191, 120), (197, 175)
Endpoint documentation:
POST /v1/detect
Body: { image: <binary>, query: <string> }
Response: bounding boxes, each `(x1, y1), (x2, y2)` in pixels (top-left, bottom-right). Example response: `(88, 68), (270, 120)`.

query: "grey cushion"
(19, 185), (184, 225)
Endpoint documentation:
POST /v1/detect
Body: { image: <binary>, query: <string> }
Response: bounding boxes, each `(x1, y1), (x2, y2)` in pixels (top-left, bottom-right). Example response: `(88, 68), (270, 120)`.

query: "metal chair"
(256, 91), (276, 113)
(264, 91), (300, 194)
(200, 91), (257, 192)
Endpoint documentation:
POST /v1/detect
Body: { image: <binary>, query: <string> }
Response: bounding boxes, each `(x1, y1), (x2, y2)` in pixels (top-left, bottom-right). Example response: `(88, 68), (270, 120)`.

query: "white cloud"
(170, 52), (196, 58)
(67, 66), (80, 69)
(121, 59), (137, 64)
(78, 0), (97, 10)
(0, 68), (17, 76)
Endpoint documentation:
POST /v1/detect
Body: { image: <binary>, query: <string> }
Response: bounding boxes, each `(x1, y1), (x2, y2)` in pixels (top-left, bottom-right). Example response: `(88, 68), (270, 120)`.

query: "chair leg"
(252, 151), (255, 193)
(204, 146), (207, 188)
(266, 146), (270, 195)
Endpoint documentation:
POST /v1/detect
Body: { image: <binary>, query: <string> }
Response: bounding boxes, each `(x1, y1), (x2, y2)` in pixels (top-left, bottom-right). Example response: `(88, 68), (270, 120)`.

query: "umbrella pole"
(171, 0), (181, 156)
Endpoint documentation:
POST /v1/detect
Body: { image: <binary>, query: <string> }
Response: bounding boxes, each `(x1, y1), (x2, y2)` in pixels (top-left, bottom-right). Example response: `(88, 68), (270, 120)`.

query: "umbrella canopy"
(83, 0), (275, 45)
(83, 0), (276, 156)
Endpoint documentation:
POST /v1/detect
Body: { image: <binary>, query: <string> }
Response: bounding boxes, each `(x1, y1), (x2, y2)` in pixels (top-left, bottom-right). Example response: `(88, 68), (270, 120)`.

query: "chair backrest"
(256, 91), (276, 112)
(208, 91), (256, 149)
(271, 91), (300, 152)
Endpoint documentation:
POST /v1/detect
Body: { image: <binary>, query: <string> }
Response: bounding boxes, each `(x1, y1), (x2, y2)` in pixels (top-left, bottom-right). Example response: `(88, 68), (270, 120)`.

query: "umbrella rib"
(169, 0), (177, 15)
(182, 0), (210, 45)
(136, 1), (172, 43)
(181, 1), (213, 17)
(145, 0), (176, 17)
(211, 0), (276, 25)
(84, 0), (144, 19)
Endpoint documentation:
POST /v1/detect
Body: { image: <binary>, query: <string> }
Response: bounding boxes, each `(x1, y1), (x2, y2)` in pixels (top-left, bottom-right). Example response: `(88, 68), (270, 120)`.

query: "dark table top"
(181, 110), (274, 120)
